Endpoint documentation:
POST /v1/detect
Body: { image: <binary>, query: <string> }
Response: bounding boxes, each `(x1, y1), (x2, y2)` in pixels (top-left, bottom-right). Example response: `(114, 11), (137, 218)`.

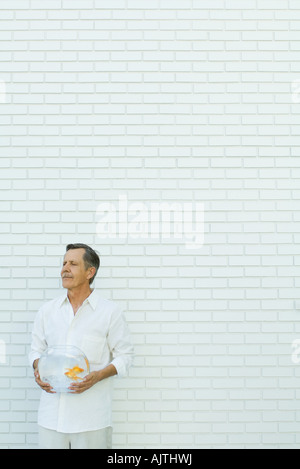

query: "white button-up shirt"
(29, 290), (134, 433)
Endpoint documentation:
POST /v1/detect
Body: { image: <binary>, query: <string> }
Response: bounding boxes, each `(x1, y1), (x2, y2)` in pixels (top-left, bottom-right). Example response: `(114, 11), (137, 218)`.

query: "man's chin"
(62, 278), (73, 287)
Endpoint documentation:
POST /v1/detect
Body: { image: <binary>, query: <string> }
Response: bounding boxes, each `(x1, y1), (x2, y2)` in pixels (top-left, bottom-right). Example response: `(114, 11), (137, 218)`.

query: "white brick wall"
(1, 0), (300, 448)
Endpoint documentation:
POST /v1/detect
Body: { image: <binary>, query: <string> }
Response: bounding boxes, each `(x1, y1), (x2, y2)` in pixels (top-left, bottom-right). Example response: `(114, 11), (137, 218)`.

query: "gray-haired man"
(29, 243), (134, 449)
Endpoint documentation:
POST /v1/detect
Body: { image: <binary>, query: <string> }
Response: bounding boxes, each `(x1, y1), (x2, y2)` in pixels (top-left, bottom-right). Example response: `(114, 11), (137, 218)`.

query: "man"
(29, 243), (134, 449)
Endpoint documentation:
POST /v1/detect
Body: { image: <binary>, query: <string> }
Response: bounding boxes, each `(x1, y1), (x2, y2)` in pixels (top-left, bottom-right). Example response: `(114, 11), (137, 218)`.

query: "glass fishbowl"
(38, 345), (90, 393)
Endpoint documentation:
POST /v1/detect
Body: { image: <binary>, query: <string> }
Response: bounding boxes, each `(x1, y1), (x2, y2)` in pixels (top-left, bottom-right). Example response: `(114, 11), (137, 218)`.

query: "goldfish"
(64, 365), (84, 381)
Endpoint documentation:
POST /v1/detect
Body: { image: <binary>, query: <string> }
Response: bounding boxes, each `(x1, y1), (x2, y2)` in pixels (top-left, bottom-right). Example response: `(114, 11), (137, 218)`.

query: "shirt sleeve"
(107, 306), (134, 378)
(28, 305), (48, 368)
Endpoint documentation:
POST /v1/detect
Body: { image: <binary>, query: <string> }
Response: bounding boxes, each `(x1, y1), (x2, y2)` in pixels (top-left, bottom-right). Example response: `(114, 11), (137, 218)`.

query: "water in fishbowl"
(38, 345), (90, 393)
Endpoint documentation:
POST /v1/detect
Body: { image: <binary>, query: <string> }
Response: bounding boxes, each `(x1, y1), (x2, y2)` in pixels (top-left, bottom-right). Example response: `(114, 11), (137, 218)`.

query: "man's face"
(61, 248), (93, 290)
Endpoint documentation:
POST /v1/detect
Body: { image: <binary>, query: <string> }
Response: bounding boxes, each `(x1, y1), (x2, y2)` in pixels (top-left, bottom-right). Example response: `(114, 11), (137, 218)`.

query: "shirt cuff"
(110, 356), (128, 379)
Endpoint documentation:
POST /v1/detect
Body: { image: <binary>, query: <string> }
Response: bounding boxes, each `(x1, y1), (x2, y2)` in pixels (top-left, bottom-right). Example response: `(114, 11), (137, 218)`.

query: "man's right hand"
(33, 359), (56, 394)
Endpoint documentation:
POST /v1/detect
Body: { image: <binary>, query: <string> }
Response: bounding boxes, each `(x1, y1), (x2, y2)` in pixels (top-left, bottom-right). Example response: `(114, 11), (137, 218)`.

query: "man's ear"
(87, 266), (96, 280)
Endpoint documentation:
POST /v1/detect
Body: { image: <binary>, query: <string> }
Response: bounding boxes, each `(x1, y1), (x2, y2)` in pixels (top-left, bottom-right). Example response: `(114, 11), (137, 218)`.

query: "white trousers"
(38, 425), (112, 449)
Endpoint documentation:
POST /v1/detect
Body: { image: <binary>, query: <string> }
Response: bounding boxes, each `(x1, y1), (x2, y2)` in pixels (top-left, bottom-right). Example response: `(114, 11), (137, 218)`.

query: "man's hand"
(68, 371), (101, 394)
(68, 364), (117, 394)
(33, 360), (56, 394)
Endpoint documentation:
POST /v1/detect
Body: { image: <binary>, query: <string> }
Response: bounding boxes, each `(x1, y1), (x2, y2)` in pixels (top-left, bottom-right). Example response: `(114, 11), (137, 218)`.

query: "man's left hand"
(68, 371), (101, 394)
(68, 364), (117, 394)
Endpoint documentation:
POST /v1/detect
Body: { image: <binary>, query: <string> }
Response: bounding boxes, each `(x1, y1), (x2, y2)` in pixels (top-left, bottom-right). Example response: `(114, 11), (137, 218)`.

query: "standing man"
(29, 243), (134, 449)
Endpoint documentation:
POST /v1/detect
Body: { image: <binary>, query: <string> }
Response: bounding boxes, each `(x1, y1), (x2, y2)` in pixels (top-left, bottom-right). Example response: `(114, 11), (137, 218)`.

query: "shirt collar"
(86, 289), (100, 310)
(59, 289), (99, 310)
